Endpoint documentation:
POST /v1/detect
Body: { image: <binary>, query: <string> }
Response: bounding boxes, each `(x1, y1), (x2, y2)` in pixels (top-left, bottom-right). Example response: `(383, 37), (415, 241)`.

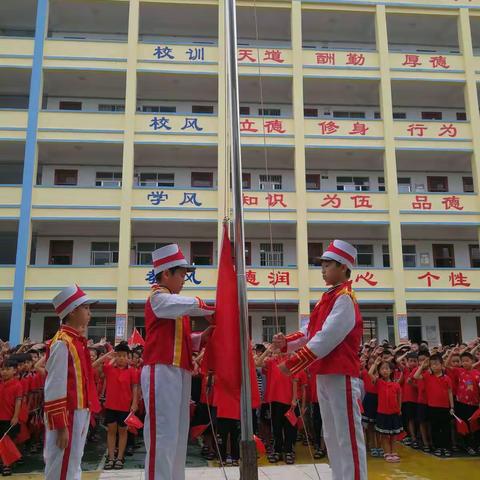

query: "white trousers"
(141, 364), (192, 480)
(317, 374), (367, 480)
(44, 408), (90, 480)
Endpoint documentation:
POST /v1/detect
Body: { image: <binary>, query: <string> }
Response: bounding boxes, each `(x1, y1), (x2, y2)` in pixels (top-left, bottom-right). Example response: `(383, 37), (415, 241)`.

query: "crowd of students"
(0, 335), (479, 475)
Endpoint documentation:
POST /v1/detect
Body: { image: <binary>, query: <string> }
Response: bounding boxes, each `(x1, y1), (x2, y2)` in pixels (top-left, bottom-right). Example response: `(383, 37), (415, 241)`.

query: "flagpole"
(225, 0), (258, 478)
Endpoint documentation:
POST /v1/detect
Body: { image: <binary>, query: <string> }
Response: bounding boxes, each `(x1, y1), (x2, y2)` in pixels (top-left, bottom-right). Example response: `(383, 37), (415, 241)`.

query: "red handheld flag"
(125, 412), (143, 429)
(253, 434), (266, 455)
(454, 415), (469, 436)
(190, 424), (209, 441)
(468, 407), (480, 433)
(285, 408), (297, 427)
(128, 328), (145, 347)
(0, 434), (21, 466)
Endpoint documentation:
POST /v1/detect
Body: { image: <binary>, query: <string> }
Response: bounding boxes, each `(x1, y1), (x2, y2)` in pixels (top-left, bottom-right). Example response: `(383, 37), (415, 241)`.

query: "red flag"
(0, 434), (21, 466)
(125, 412), (143, 429)
(253, 435), (266, 455)
(285, 408), (297, 427)
(203, 224), (260, 420)
(469, 407), (480, 433)
(128, 328), (145, 347)
(454, 415), (469, 436)
(190, 424), (209, 441)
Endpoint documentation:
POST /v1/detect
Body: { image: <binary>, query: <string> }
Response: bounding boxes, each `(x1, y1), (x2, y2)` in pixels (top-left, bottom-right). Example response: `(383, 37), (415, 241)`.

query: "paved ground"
(8, 433), (480, 479)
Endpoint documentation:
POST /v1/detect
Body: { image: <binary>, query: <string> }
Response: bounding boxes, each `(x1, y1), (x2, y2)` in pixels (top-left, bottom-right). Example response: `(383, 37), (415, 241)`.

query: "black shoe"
(125, 446), (134, 457)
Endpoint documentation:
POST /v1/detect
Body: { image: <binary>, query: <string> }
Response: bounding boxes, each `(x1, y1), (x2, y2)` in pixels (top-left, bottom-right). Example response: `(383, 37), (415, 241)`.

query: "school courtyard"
(8, 441), (479, 480)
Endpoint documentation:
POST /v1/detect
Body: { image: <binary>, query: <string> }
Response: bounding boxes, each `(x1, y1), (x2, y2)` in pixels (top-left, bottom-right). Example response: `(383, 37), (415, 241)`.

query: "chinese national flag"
(0, 434), (21, 466)
(469, 408), (480, 433)
(454, 415), (470, 436)
(128, 328), (145, 347)
(203, 224), (260, 420)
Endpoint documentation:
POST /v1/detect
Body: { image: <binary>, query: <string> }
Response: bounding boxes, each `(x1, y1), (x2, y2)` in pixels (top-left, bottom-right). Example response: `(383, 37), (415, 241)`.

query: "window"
(259, 174), (282, 191)
(457, 112), (467, 121)
(306, 174), (320, 190)
(308, 242), (323, 266)
(378, 177), (386, 192)
(374, 112), (381, 119)
(95, 172), (122, 187)
(59, 101), (82, 111)
(304, 108), (318, 117)
(191, 172), (213, 188)
(463, 176), (474, 193)
(91, 242), (119, 265)
(469, 244), (480, 268)
(432, 244), (455, 268)
(239, 106), (250, 115)
(392, 112), (407, 119)
(333, 111), (365, 119)
(397, 177), (411, 193)
(408, 317), (423, 344)
(262, 316), (286, 342)
(382, 244), (390, 268)
(439, 317), (462, 345)
(402, 245), (417, 268)
(363, 317), (378, 343)
(245, 241), (252, 266)
(421, 111), (442, 120)
(192, 105), (214, 114)
(387, 316), (395, 345)
(49, 240), (73, 265)
(242, 173), (251, 189)
(427, 176), (448, 193)
(54, 169), (78, 186)
(258, 108), (281, 116)
(190, 241), (213, 265)
(88, 316), (116, 343)
(98, 104), (125, 112)
(141, 106), (160, 113)
(138, 172), (175, 187)
(141, 105), (177, 113)
(354, 244), (374, 267)
(260, 243), (284, 267)
(336, 176), (370, 192)
(136, 242), (168, 265)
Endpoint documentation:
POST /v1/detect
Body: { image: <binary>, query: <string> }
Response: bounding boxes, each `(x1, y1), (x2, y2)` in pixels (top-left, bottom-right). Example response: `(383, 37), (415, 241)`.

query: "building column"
(291, 0), (310, 325)
(115, 0), (139, 342)
(217, 0), (228, 254)
(376, 5), (407, 344)
(10, 0), (49, 345)
(458, 9), (480, 249)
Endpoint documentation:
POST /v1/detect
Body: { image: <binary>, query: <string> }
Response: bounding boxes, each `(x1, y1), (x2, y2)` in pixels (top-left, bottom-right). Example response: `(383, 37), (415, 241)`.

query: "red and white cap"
(320, 240), (357, 271)
(52, 285), (95, 320)
(152, 244), (195, 276)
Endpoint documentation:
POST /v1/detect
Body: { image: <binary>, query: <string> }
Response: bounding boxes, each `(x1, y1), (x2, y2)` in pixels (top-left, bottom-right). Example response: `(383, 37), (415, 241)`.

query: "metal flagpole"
(224, 0), (258, 478)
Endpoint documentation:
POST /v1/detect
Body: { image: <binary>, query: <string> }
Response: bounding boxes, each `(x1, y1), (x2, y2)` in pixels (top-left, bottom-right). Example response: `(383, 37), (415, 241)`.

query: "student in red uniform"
(413, 349), (431, 452)
(263, 351), (298, 464)
(93, 342), (139, 470)
(401, 352), (419, 448)
(0, 358), (23, 476)
(414, 354), (454, 457)
(361, 355), (380, 457)
(368, 358), (403, 463)
(447, 352), (480, 455)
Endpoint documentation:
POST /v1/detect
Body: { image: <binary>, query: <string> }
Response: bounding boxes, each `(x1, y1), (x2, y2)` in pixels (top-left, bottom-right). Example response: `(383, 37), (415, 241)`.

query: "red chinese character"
(265, 193), (287, 208)
(263, 49), (284, 63)
(264, 119), (286, 134)
(346, 52), (366, 66)
(438, 123), (457, 138)
(449, 272), (470, 287)
(349, 122), (369, 136)
(318, 121), (340, 135)
(412, 195), (432, 210)
(246, 269), (260, 286)
(315, 52), (335, 65)
(240, 119), (258, 132)
(429, 55), (450, 69)
(268, 271), (290, 286)
(355, 272), (378, 286)
(350, 195), (373, 209)
(442, 195), (464, 211)
(418, 271), (441, 287)
(243, 194), (259, 206)
(402, 54), (422, 67)
(407, 123), (428, 137)
(321, 194), (341, 209)
(238, 49), (256, 62)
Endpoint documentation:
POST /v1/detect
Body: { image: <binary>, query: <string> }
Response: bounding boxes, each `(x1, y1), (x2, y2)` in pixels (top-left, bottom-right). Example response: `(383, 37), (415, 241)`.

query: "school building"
(2, 0), (480, 346)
